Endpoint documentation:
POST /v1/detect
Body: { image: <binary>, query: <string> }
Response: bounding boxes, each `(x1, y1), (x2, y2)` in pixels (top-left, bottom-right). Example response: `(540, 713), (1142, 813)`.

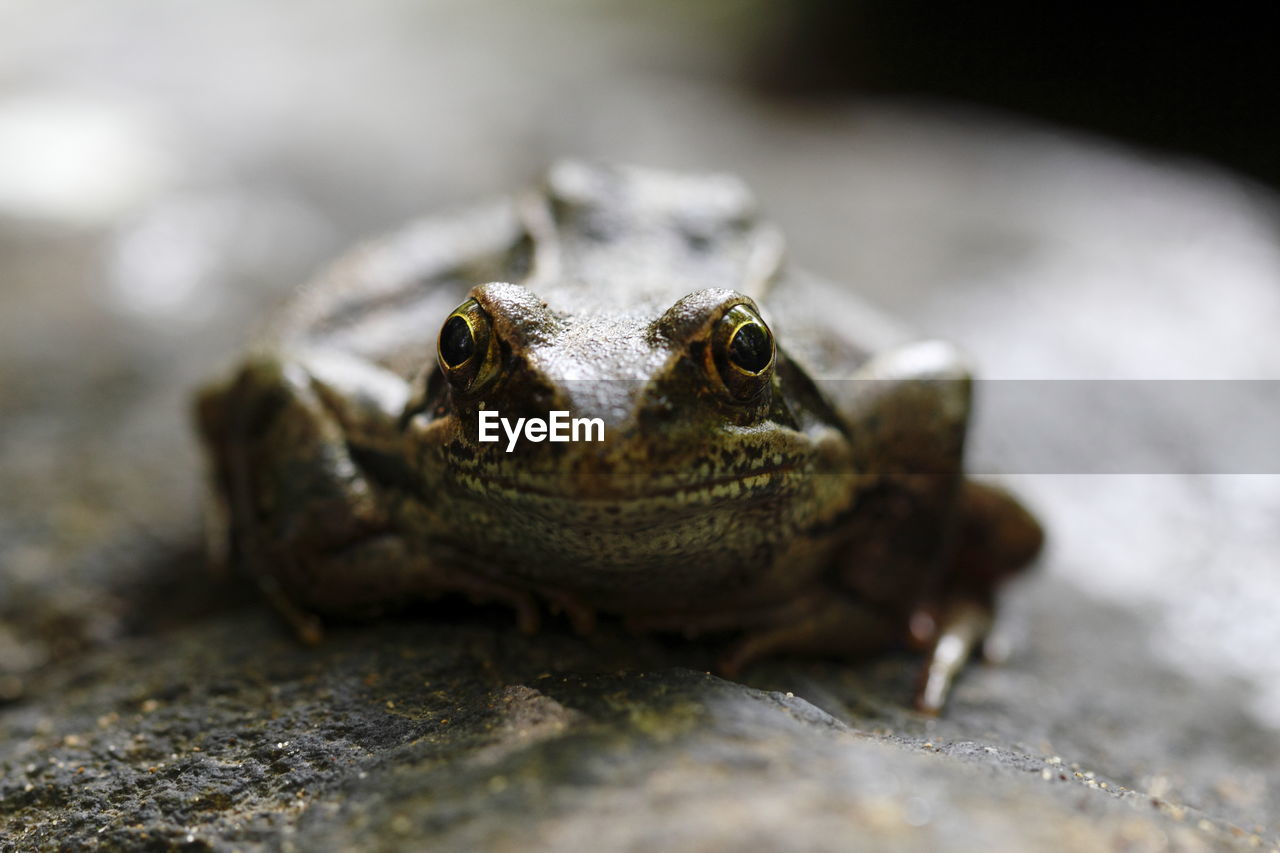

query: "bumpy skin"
(196, 162), (1043, 713)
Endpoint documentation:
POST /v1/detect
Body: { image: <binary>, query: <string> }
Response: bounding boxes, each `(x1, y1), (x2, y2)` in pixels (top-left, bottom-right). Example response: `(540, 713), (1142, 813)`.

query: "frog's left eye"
(710, 304), (775, 401)
(438, 298), (501, 394)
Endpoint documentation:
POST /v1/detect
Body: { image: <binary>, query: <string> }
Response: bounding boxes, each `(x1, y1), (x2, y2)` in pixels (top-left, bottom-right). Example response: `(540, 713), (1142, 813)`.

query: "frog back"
(266, 200), (531, 378)
(266, 162), (791, 372)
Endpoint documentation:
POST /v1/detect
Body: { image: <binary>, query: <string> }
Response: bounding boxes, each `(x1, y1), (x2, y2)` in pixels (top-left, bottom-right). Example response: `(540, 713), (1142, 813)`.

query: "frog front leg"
(842, 341), (1042, 712)
(914, 479), (1043, 711)
(195, 350), (537, 640)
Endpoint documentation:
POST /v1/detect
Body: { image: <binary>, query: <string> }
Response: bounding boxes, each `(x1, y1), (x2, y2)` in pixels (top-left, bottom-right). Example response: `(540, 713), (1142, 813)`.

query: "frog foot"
(623, 595), (823, 639)
(912, 600), (993, 716)
(717, 596), (898, 678)
(718, 597), (994, 715)
(542, 591), (597, 636)
(910, 480), (1045, 714)
(264, 532), (545, 641)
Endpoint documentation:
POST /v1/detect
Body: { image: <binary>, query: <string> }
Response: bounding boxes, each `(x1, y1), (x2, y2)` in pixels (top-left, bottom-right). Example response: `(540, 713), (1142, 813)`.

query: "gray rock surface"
(3, 2), (1279, 850)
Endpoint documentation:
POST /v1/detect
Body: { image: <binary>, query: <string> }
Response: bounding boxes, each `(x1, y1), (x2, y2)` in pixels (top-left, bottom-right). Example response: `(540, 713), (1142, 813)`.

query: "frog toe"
(719, 596), (898, 677)
(914, 600), (993, 715)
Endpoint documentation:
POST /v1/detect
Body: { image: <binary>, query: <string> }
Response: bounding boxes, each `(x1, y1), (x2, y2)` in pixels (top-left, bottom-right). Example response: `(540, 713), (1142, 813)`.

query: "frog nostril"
(440, 315), (476, 368)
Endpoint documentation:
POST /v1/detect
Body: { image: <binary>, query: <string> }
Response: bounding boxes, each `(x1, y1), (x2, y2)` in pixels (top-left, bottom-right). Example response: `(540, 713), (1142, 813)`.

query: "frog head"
(404, 280), (849, 515)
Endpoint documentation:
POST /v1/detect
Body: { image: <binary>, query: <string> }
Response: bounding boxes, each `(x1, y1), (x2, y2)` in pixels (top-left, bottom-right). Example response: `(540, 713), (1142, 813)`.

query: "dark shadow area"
(752, 3), (1279, 188)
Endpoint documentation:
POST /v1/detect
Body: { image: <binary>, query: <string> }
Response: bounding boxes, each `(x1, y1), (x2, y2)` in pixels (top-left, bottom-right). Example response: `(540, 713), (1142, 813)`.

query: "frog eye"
(438, 298), (501, 393)
(710, 303), (775, 401)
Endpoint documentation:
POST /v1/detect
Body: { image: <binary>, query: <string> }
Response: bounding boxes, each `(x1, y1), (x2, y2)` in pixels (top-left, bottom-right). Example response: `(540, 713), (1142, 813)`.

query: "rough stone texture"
(3, 2), (1279, 851)
(3, 591), (1278, 851)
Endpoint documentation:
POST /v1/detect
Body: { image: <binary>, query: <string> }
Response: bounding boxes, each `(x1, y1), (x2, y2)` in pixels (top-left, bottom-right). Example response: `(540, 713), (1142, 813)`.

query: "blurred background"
(2, 0), (1279, 835)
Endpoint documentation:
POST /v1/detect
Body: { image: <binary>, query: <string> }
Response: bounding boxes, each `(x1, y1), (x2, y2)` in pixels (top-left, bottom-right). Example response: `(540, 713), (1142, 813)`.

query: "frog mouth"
(451, 462), (799, 505)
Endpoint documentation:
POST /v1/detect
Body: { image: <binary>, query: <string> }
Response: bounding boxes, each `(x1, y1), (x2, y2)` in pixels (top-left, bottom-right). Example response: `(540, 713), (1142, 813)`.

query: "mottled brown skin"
(196, 162), (1043, 713)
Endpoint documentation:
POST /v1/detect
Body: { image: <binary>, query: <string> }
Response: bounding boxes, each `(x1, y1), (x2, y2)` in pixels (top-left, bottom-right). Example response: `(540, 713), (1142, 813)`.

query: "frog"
(195, 161), (1043, 714)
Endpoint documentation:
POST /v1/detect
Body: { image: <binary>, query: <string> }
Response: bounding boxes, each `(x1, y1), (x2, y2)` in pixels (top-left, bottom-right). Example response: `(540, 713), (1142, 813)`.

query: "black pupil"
(440, 315), (475, 367)
(728, 322), (771, 373)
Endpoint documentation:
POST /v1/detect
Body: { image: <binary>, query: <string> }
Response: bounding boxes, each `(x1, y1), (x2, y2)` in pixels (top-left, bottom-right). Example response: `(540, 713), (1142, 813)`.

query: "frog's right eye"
(437, 298), (501, 393)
